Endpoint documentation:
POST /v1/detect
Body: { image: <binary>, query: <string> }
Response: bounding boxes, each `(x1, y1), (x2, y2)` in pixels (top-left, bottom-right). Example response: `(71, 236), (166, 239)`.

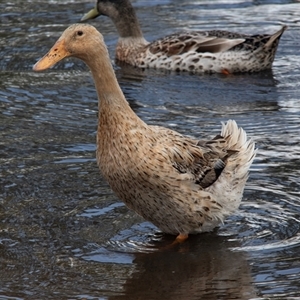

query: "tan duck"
(81, 0), (287, 74)
(33, 24), (256, 242)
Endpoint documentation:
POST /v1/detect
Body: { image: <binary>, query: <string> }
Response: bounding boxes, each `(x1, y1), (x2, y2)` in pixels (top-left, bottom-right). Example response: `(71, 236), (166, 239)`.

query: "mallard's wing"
(148, 31), (246, 56)
(148, 26), (287, 56)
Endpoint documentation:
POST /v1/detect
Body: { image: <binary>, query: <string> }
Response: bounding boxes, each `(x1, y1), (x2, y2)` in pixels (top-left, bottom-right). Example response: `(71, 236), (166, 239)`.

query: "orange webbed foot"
(172, 233), (189, 245)
(221, 68), (231, 75)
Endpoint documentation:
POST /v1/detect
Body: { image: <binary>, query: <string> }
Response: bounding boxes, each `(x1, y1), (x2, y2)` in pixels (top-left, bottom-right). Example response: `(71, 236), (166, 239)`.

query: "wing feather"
(150, 126), (236, 189)
(149, 31), (245, 56)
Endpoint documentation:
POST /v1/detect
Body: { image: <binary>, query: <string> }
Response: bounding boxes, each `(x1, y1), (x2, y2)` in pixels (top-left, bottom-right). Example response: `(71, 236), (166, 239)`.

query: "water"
(1, 0), (300, 299)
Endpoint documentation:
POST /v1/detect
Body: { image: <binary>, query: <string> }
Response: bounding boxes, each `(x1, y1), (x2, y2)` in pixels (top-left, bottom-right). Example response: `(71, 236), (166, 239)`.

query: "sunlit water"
(1, 0), (300, 299)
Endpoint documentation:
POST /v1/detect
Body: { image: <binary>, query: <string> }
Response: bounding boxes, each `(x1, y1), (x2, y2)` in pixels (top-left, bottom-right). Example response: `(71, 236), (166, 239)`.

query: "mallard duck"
(33, 24), (256, 242)
(81, 0), (287, 74)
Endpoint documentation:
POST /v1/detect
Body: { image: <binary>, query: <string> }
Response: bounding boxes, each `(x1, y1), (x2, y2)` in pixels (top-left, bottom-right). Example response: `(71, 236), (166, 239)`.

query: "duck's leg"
(158, 233), (189, 251)
(170, 233), (189, 246)
(168, 233), (188, 247)
(221, 68), (231, 75)
(174, 233), (189, 243)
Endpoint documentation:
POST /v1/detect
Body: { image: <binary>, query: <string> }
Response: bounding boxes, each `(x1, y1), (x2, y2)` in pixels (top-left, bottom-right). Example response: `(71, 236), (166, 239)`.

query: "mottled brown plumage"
(33, 24), (256, 239)
(81, 0), (287, 73)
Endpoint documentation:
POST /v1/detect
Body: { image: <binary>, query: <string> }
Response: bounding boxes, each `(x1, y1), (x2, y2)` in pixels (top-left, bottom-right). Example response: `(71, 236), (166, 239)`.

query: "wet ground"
(1, 0), (300, 299)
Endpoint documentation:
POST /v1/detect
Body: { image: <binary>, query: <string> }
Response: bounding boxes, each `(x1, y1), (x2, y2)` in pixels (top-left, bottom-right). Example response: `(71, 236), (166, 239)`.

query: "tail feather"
(206, 120), (257, 213)
(264, 25), (287, 49)
(221, 119), (255, 154)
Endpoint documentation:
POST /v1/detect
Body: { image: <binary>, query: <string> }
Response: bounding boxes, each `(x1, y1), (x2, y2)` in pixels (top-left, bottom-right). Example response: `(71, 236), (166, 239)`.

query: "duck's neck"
(109, 2), (144, 39)
(84, 44), (144, 127)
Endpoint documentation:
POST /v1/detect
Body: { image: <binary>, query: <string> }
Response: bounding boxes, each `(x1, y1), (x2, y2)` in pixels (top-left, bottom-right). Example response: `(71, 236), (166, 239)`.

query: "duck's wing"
(148, 31), (246, 56)
(151, 126), (235, 189)
(173, 135), (236, 189)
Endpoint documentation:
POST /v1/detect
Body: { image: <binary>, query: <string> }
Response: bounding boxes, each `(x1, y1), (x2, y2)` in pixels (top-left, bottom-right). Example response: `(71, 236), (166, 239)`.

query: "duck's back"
(117, 26), (286, 73)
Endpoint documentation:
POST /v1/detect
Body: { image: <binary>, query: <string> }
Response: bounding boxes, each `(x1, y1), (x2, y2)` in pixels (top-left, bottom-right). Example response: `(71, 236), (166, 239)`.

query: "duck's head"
(33, 24), (105, 72)
(81, 0), (133, 21)
(81, 0), (142, 39)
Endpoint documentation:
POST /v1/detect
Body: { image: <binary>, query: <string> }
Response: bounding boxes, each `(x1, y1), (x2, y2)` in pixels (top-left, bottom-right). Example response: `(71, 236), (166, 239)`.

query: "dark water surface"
(1, 0), (300, 299)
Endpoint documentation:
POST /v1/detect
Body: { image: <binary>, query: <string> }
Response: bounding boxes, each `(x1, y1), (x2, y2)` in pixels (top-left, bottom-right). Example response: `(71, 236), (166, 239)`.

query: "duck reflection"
(108, 234), (257, 299)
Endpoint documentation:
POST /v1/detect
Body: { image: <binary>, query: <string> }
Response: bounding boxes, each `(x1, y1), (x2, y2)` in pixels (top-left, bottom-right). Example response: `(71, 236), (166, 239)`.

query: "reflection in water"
(1, 0), (300, 299)
(103, 236), (258, 299)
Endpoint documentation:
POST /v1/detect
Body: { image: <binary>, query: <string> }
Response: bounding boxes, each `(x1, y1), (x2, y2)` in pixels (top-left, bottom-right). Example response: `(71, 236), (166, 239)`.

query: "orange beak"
(33, 39), (70, 71)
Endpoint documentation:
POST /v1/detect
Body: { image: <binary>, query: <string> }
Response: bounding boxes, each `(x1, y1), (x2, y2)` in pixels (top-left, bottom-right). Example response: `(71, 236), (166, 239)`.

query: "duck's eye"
(77, 30), (83, 36)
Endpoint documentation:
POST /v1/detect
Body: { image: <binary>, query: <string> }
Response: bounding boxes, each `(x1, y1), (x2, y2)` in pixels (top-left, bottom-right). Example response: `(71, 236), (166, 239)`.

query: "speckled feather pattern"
(34, 24), (257, 236)
(97, 117), (256, 235)
(116, 28), (287, 73)
(82, 0), (287, 73)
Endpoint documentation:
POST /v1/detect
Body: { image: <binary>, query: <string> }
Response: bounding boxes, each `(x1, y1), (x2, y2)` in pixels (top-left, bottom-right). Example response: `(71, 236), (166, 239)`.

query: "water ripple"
(1, 0), (300, 299)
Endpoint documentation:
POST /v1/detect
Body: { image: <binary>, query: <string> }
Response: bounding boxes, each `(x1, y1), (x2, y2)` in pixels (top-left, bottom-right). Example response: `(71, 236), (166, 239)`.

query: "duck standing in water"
(33, 24), (256, 242)
(81, 0), (287, 74)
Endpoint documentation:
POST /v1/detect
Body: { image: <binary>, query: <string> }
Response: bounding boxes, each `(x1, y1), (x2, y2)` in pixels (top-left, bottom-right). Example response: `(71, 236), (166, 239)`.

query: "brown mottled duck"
(33, 24), (256, 242)
(81, 0), (287, 74)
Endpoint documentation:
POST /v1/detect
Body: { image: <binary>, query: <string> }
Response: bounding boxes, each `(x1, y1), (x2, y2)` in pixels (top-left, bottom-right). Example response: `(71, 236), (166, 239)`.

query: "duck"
(81, 0), (287, 74)
(33, 24), (256, 242)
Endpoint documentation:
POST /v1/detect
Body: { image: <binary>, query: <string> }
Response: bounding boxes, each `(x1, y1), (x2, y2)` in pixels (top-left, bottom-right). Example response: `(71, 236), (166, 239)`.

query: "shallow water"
(1, 0), (300, 299)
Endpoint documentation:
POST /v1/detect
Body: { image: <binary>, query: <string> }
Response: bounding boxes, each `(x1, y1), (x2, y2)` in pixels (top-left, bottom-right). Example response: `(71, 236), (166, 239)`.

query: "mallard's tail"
(264, 25), (287, 50)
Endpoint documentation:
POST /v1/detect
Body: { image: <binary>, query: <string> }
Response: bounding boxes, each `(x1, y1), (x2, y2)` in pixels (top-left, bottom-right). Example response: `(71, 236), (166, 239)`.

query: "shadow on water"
(1, 0), (300, 299)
